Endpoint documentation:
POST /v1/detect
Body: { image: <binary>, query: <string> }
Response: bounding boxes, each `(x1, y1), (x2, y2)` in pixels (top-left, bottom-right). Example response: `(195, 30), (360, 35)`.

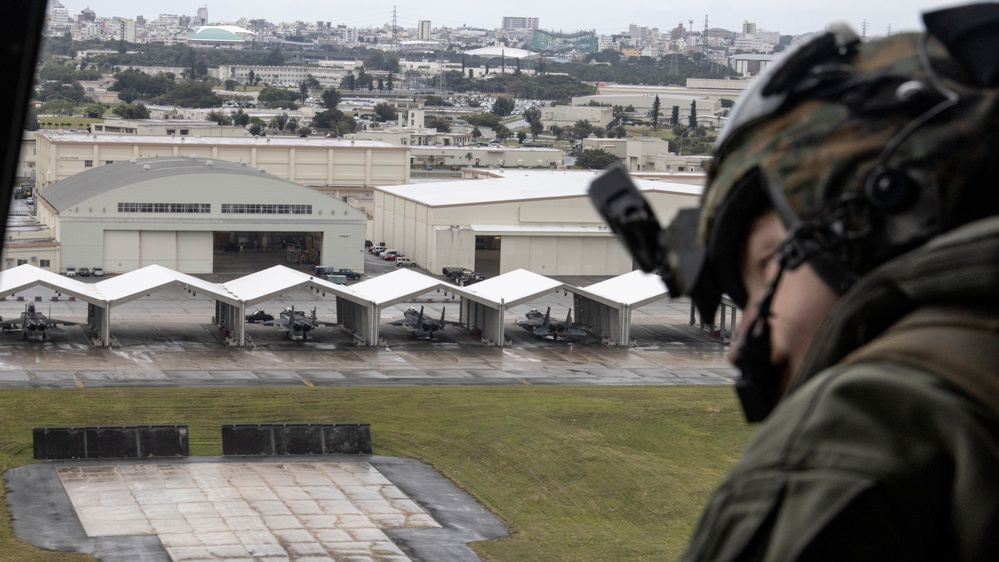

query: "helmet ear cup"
(865, 166), (919, 212)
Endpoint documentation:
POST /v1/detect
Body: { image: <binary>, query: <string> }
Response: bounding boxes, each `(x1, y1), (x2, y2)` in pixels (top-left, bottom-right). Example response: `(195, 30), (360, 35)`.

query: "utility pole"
(861, 19), (868, 42)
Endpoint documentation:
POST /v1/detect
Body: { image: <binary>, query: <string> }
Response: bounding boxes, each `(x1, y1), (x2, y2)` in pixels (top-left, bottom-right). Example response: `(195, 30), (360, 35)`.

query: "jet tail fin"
(534, 306), (552, 336)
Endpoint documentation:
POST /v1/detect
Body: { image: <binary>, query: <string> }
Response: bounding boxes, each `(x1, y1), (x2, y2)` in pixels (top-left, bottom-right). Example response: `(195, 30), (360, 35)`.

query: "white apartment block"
(502, 17), (539, 31)
(217, 64), (361, 88)
(417, 20), (431, 41)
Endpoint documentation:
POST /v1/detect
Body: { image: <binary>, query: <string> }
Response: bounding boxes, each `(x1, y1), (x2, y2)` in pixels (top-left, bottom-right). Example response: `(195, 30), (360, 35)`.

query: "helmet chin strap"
(733, 263), (786, 422)
(732, 226), (821, 422)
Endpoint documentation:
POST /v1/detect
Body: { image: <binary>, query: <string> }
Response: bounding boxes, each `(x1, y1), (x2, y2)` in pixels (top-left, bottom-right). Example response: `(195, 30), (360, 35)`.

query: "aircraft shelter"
(0, 264), (735, 348)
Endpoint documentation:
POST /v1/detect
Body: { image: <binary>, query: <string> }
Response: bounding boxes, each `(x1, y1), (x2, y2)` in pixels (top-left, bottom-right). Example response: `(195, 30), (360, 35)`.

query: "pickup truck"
(335, 268), (362, 280)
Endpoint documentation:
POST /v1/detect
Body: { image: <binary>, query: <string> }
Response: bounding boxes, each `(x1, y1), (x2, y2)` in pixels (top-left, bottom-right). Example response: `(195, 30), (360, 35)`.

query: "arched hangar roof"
(187, 27), (245, 42)
(464, 46), (537, 59)
(41, 157), (313, 212)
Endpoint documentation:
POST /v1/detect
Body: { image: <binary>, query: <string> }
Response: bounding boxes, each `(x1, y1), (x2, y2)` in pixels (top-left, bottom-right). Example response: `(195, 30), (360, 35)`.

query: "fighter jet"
(0, 302), (78, 341)
(262, 305), (336, 341)
(390, 306), (462, 340)
(518, 307), (587, 341)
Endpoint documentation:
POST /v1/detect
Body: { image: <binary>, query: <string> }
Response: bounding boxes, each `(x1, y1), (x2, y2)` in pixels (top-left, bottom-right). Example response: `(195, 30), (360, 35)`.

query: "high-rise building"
(197, 6), (208, 26)
(417, 20), (431, 40)
(49, 1), (70, 26)
(121, 19), (137, 43)
(502, 17), (539, 31)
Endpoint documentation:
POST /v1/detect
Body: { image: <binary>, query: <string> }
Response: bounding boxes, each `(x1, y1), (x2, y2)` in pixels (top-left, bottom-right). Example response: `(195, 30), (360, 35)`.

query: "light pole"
(678, 130), (689, 156)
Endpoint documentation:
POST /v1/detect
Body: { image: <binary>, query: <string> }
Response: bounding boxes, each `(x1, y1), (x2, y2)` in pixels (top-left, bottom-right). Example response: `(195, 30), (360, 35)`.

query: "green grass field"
(0, 386), (754, 561)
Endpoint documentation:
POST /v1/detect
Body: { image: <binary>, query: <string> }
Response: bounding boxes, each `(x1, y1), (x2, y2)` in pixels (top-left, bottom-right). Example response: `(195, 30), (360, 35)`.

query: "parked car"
(383, 253), (402, 261)
(65, 267), (76, 277)
(25, 196), (34, 205)
(395, 257), (415, 267)
(335, 268), (362, 280)
(380, 250), (401, 260)
(245, 310), (274, 323)
(91, 267), (104, 277)
(370, 245), (386, 255)
(78, 267), (91, 277)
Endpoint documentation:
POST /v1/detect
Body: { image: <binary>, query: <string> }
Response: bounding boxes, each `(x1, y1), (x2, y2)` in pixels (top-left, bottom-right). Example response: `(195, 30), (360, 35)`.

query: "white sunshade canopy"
(97, 264), (241, 307)
(0, 264), (104, 305)
(573, 270), (669, 309)
(450, 269), (565, 309)
(350, 269), (457, 308)
(222, 265), (364, 307)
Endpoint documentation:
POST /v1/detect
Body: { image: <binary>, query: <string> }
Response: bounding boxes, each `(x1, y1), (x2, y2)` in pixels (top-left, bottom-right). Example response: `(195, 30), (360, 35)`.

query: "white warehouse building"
(35, 157), (367, 275)
(373, 169), (702, 277)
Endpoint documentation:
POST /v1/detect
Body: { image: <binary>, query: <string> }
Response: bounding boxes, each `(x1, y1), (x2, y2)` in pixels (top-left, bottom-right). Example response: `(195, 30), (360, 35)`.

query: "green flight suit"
(682, 217), (999, 561)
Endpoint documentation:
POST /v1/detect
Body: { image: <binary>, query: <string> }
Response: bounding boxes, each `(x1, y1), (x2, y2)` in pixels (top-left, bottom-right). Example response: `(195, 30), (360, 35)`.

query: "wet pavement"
(6, 456), (508, 562)
(0, 250), (736, 388)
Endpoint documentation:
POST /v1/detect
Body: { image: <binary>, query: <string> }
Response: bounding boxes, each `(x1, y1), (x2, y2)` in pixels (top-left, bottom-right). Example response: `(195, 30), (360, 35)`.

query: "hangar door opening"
(474, 235), (501, 276)
(213, 231), (323, 274)
(104, 230), (212, 274)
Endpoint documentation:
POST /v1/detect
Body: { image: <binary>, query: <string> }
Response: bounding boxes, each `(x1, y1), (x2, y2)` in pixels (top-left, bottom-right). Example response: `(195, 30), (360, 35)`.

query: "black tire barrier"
(33, 425), (190, 460)
(221, 423), (372, 456)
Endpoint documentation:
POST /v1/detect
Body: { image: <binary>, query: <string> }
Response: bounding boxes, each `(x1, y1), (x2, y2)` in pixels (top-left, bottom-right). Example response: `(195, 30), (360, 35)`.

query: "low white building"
(572, 93), (723, 125)
(217, 62), (362, 89)
(409, 146), (563, 169)
(540, 105), (613, 129)
(33, 133), (411, 200)
(373, 169), (702, 277)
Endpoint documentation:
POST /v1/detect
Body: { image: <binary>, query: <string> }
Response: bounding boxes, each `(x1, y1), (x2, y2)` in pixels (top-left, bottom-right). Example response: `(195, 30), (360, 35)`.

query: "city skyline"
(58, 0), (970, 38)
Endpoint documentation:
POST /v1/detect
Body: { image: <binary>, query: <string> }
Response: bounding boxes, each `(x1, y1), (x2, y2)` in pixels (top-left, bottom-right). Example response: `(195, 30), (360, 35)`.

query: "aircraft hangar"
(33, 157), (368, 275)
(372, 169), (703, 278)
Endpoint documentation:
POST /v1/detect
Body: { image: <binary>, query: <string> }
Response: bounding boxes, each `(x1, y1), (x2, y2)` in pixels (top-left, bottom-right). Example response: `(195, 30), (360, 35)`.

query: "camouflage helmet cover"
(699, 19), (999, 303)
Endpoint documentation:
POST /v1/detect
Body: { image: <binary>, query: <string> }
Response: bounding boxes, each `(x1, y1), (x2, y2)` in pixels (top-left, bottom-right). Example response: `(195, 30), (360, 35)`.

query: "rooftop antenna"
(702, 15), (709, 58)
(436, 48), (448, 93)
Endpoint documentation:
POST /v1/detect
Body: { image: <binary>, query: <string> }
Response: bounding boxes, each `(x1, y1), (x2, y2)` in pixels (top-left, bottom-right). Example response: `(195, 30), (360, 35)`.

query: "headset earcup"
(865, 166), (918, 212)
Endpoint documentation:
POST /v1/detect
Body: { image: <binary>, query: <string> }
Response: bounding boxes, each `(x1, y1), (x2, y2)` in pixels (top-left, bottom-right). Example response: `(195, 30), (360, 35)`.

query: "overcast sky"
(61, 1), (973, 37)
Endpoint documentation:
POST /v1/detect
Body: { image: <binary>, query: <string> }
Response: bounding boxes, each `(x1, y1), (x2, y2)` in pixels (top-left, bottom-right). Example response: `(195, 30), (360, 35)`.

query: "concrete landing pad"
(6, 456), (507, 562)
